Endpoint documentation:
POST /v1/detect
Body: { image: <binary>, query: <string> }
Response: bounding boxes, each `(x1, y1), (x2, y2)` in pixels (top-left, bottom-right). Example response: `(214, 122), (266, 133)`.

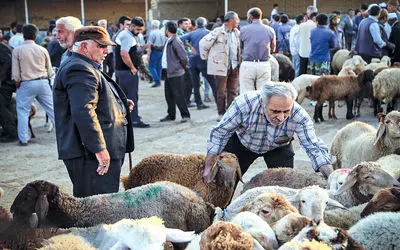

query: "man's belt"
(243, 59), (269, 62)
(151, 45), (164, 51)
(22, 76), (49, 82)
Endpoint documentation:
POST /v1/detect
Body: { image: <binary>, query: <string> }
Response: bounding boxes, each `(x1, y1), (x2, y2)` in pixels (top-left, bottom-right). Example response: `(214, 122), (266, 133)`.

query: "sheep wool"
(290, 74), (320, 104)
(331, 49), (352, 73)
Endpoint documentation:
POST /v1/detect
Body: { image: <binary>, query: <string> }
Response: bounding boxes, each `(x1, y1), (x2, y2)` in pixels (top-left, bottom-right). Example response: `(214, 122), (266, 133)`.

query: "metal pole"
(81, 0), (85, 25)
(24, 0), (29, 23)
(313, 0), (317, 9)
(224, 0), (228, 13)
(145, 0), (148, 22)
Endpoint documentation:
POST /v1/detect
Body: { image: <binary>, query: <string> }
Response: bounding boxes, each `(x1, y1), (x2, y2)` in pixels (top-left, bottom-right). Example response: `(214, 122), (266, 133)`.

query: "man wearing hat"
(53, 26), (135, 198)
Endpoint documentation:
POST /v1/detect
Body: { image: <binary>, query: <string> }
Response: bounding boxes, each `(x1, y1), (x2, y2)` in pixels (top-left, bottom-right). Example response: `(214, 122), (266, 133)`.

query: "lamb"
(331, 111), (400, 169)
(327, 168), (350, 193)
(290, 74), (319, 104)
(376, 154), (400, 180)
(372, 68), (400, 113)
(331, 49), (352, 74)
(224, 186), (346, 223)
(337, 66), (357, 77)
(330, 162), (400, 207)
(273, 53), (295, 82)
(241, 168), (327, 193)
(10, 180), (215, 234)
(349, 212), (400, 250)
(273, 213), (311, 245)
(360, 187), (400, 217)
(323, 203), (367, 229)
(363, 56), (391, 71)
(306, 70), (375, 122)
(121, 152), (241, 208)
(341, 55), (367, 71)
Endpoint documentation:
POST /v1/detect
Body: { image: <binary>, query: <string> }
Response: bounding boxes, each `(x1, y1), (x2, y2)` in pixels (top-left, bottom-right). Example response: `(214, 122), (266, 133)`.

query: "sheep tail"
(120, 175), (129, 190)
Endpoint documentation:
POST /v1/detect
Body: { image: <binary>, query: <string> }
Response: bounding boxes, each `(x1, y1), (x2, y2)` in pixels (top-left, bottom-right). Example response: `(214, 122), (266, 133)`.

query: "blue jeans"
(292, 54), (300, 77)
(148, 50), (163, 84)
(16, 79), (55, 142)
(115, 70), (140, 122)
(189, 56), (217, 106)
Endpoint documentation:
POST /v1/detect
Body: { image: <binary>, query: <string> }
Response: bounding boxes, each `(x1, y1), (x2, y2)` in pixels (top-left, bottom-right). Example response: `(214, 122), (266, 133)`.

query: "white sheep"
(373, 68), (400, 113)
(327, 168), (350, 193)
(273, 212), (311, 245)
(331, 111), (400, 169)
(331, 49), (352, 74)
(376, 154), (400, 180)
(224, 186), (346, 223)
(337, 66), (357, 76)
(290, 74), (320, 104)
(364, 56), (391, 71)
(341, 55), (367, 71)
(349, 212), (400, 250)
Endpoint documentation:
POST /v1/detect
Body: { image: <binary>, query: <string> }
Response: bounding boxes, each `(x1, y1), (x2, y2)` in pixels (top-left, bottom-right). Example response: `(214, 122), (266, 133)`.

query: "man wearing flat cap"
(53, 26), (135, 197)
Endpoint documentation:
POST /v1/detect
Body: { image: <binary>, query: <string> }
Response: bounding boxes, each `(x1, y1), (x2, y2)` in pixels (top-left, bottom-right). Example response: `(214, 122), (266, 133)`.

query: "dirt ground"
(0, 79), (379, 210)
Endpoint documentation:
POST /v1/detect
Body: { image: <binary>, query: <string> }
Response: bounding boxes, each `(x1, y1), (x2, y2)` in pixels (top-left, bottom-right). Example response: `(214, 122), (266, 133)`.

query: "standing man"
(146, 20), (165, 88)
(277, 14), (291, 56)
(239, 7), (276, 93)
(8, 24), (23, 49)
(98, 19), (114, 77)
(340, 9), (356, 50)
(298, 12), (318, 76)
(387, 0), (400, 21)
(271, 4), (279, 22)
(55, 16), (82, 64)
(200, 11), (241, 120)
(53, 26), (134, 197)
(12, 24), (55, 145)
(159, 22), (191, 123)
(115, 17), (150, 128)
(181, 17), (217, 110)
(290, 14), (304, 77)
(203, 82), (333, 184)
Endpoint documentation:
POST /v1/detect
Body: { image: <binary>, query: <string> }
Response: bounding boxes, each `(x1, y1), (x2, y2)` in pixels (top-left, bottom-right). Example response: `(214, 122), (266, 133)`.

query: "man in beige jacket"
(199, 11), (241, 120)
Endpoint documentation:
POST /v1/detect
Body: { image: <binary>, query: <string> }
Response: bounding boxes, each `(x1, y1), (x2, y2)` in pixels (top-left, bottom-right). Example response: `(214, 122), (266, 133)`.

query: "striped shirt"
(207, 91), (332, 171)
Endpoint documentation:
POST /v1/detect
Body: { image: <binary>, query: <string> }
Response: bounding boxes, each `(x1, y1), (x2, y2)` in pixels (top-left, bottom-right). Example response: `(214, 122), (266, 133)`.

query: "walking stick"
(129, 152), (133, 171)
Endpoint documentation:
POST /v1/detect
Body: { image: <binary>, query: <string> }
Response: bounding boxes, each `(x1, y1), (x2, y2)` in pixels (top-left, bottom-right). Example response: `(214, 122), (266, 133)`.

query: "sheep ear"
(286, 194), (299, 208)
(390, 187), (400, 199)
(327, 198), (348, 210)
(209, 157), (220, 182)
(35, 194), (49, 223)
(236, 165), (244, 184)
(166, 229), (195, 243)
(374, 121), (386, 146)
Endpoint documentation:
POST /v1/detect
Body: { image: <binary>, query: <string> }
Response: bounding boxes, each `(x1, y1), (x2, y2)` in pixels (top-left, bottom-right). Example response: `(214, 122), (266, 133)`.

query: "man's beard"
(58, 40), (67, 49)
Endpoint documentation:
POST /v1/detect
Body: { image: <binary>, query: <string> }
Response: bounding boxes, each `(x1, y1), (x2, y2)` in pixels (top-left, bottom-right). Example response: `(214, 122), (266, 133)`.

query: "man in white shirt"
(8, 24), (24, 49)
(270, 4), (279, 22)
(298, 12), (317, 75)
(289, 14), (304, 77)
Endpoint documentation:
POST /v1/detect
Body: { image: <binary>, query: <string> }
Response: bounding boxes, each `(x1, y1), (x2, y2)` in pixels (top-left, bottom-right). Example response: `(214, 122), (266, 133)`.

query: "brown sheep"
(360, 187), (400, 217)
(306, 70), (375, 123)
(121, 152), (242, 208)
(273, 213), (312, 245)
(200, 221), (254, 250)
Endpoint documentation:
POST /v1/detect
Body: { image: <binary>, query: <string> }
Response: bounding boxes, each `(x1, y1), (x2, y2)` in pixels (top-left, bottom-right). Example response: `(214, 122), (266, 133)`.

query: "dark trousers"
(223, 133), (294, 175)
(64, 156), (124, 197)
(299, 56), (309, 76)
(184, 70), (193, 104)
(164, 75), (190, 119)
(102, 53), (114, 78)
(0, 83), (17, 137)
(115, 70), (140, 123)
(215, 67), (239, 115)
(189, 56), (217, 106)
(345, 34), (353, 51)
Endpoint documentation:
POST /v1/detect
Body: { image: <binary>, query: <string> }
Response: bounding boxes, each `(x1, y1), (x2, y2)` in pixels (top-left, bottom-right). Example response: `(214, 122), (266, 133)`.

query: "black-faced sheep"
(360, 187), (400, 217)
(241, 168), (327, 193)
(306, 70), (375, 122)
(331, 111), (400, 169)
(121, 152), (242, 208)
(10, 180), (214, 234)
(273, 53), (295, 82)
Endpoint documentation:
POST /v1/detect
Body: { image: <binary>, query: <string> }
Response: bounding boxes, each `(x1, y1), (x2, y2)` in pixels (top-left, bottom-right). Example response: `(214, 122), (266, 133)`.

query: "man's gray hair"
(261, 82), (298, 105)
(72, 39), (93, 51)
(196, 17), (207, 28)
(306, 5), (318, 14)
(224, 11), (238, 22)
(56, 16), (82, 33)
(151, 20), (160, 28)
(98, 19), (107, 26)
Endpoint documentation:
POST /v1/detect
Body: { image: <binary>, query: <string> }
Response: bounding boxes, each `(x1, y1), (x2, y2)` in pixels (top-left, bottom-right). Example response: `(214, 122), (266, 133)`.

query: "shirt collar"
(23, 40), (35, 44)
(252, 19), (261, 25)
(369, 16), (378, 22)
(71, 52), (102, 70)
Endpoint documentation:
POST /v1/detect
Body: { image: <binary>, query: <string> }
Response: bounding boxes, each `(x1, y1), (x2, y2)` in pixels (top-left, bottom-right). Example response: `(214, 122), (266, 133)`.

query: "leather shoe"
(197, 104), (209, 110)
(132, 121), (150, 128)
(160, 116), (175, 122)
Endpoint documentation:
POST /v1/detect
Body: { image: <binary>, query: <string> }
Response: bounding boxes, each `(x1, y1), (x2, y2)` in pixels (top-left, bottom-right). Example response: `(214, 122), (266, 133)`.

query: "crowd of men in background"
(0, 0), (399, 145)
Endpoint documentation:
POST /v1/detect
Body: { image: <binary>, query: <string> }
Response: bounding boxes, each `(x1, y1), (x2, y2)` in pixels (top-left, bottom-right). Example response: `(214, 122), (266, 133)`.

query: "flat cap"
(74, 26), (116, 46)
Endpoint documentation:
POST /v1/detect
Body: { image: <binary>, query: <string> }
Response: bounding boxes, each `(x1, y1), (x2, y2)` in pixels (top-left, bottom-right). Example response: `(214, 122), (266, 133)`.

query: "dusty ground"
(0, 79), (379, 210)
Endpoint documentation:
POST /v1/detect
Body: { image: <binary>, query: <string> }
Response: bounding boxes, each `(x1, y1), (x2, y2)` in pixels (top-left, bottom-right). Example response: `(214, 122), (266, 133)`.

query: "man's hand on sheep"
(127, 99), (135, 113)
(319, 165), (334, 179)
(203, 154), (218, 184)
(96, 149), (110, 175)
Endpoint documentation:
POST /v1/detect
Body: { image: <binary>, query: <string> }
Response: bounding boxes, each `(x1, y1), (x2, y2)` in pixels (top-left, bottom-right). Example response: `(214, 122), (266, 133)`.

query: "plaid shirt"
(207, 91), (332, 171)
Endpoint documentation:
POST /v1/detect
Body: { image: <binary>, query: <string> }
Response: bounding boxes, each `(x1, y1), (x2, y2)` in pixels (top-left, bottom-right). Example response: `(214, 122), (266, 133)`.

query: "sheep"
(306, 70), (375, 122)
(360, 187), (400, 217)
(290, 74), (320, 104)
(270, 54), (280, 81)
(363, 56), (391, 71)
(39, 217), (195, 250)
(224, 186), (346, 223)
(273, 53), (295, 82)
(121, 152), (242, 208)
(331, 111), (400, 169)
(241, 168), (327, 193)
(39, 234), (95, 250)
(331, 49), (352, 74)
(330, 162), (400, 207)
(278, 239), (332, 250)
(327, 168), (350, 193)
(341, 55), (367, 71)
(10, 180), (215, 235)
(337, 66), (357, 77)
(376, 154), (400, 180)
(273, 213), (311, 245)
(231, 211), (279, 250)
(372, 68), (400, 113)
(323, 203), (367, 229)
(349, 212), (400, 250)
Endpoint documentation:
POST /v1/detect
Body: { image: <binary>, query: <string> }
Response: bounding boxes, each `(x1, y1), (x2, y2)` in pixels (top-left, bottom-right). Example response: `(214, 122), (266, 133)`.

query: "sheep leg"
(317, 102), (325, 122)
(28, 117), (36, 139)
(328, 102), (332, 118)
(314, 105), (320, 123)
(345, 97), (354, 120)
(373, 98), (383, 116)
(332, 102), (337, 119)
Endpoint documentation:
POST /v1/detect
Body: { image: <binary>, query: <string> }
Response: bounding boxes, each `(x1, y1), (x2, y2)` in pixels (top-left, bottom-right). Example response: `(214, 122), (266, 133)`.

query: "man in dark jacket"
(159, 21), (191, 123)
(53, 26), (134, 197)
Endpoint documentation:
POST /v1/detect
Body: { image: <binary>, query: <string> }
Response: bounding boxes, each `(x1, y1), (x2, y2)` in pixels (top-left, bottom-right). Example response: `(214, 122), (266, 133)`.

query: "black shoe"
(197, 104), (209, 110)
(0, 135), (18, 143)
(151, 83), (161, 88)
(160, 116), (175, 122)
(132, 121), (150, 128)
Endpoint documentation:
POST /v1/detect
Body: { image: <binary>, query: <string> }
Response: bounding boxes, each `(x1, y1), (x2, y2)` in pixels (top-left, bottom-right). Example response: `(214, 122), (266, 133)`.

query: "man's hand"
(15, 81), (20, 88)
(130, 67), (137, 75)
(127, 99), (135, 112)
(96, 149), (110, 175)
(319, 165), (334, 179)
(203, 154), (218, 184)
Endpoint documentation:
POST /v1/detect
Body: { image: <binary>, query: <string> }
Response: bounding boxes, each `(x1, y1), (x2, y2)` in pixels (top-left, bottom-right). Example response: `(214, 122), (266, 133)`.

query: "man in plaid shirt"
(203, 82), (333, 183)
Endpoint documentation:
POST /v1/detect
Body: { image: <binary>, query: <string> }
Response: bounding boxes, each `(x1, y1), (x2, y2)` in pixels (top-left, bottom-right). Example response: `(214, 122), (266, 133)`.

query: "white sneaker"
(216, 115), (224, 122)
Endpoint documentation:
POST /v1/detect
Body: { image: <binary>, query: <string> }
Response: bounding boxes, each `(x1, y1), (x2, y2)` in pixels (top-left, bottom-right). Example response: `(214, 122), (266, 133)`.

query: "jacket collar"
(71, 52), (102, 70)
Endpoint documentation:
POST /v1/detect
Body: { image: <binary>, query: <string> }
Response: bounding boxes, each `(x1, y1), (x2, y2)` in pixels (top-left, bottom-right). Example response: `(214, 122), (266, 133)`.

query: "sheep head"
(210, 152), (243, 188)
(10, 180), (59, 227)
(334, 162), (400, 202)
(360, 187), (400, 217)
(357, 69), (374, 94)
(273, 212), (311, 244)
(241, 193), (298, 225)
(374, 111), (400, 152)
(328, 169), (350, 193)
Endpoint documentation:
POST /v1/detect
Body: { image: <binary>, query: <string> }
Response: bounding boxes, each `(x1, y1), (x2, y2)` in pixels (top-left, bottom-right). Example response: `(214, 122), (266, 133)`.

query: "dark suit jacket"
(53, 52), (134, 160)
(0, 44), (14, 87)
(340, 15), (355, 36)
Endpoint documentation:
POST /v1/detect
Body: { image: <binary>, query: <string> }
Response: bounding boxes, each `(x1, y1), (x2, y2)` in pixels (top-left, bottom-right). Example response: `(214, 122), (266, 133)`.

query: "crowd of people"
(0, 1), (399, 196)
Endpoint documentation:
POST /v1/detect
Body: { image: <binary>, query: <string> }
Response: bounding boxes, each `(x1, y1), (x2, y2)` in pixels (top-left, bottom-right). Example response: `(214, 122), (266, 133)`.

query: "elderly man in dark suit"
(53, 26), (134, 197)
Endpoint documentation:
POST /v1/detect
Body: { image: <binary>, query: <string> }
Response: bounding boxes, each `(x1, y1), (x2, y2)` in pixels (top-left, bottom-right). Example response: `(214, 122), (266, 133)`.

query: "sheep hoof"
(346, 115), (354, 120)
